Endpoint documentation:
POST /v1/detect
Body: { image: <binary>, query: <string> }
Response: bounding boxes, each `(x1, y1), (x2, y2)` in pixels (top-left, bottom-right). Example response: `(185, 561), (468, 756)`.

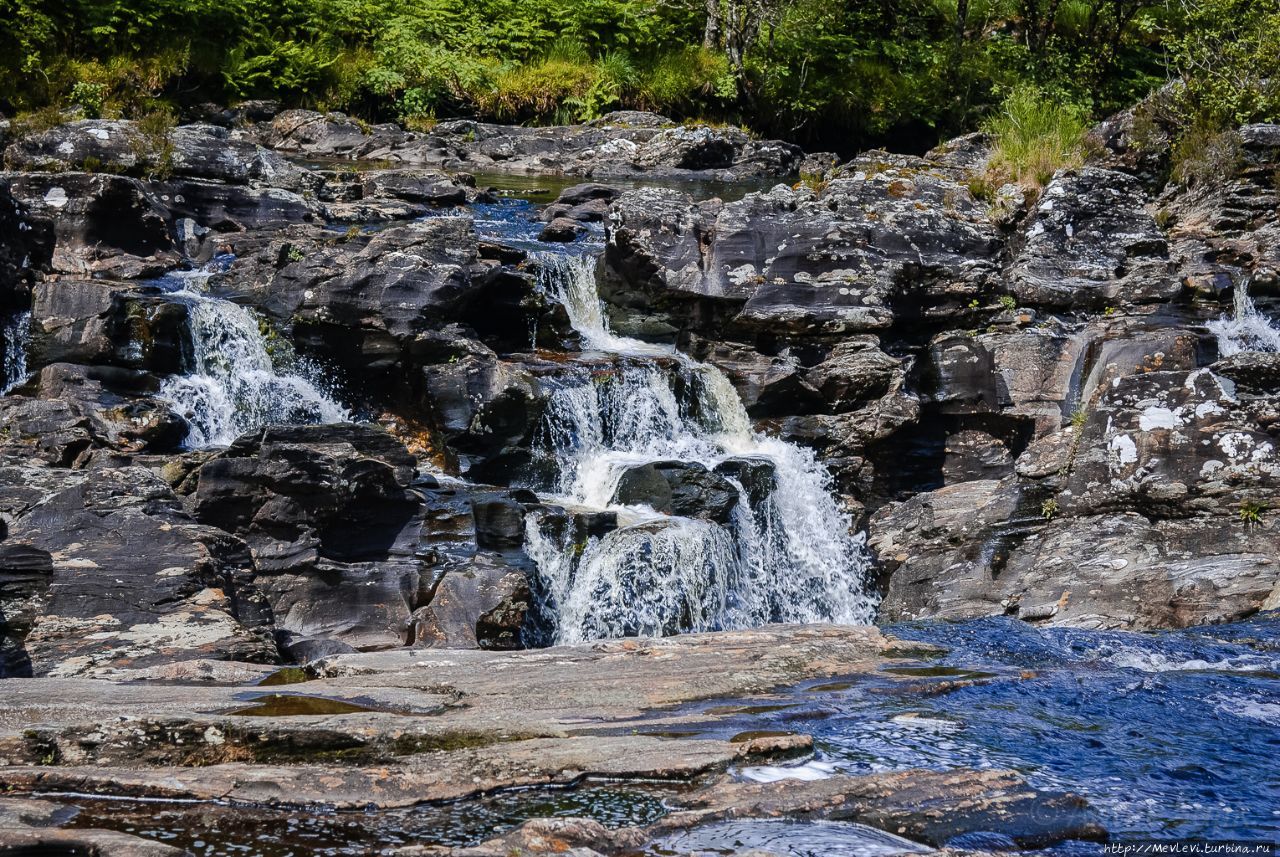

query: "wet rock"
(29, 278), (190, 373)
(0, 181), (50, 310)
(1007, 167), (1175, 310)
(713, 457), (777, 507)
(0, 461), (275, 677)
(191, 423), (424, 649)
(538, 216), (586, 243)
(410, 554), (532, 649)
(612, 460), (741, 523)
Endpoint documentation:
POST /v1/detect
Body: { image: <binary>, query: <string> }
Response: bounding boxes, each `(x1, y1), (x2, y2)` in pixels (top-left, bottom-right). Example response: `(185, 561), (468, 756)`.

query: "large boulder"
(871, 366), (1280, 630)
(1007, 167), (1176, 310)
(190, 424), (424, 650)
(4, 119), (318, 191)
(409, 553), (532, 649)
(612, 460), (741, 523)
(0, 460), (276, 677)
(29, 278), (189, 373)
(4, 172), (179, 279)
(603, 163), (1001, 343)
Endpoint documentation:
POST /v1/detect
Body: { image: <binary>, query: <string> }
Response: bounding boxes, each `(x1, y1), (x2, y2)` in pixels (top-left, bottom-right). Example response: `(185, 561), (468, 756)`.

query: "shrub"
(983, 85), (1090, 190)
(1171, 123), (1242, 189)
(638, 47), (735, 114)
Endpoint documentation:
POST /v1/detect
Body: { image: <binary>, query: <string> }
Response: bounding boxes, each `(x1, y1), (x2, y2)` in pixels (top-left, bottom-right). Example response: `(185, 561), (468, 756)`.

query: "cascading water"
(1207, 277), (1280, 356)
(0, 310), (30, 394)
(156, 266), (348, 448)
(525, 251), (876, 644)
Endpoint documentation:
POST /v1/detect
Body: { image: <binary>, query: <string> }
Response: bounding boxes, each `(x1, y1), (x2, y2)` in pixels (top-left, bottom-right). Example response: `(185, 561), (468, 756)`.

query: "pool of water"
(60, 782), (677, 856)
(657, 614), (1280, 846)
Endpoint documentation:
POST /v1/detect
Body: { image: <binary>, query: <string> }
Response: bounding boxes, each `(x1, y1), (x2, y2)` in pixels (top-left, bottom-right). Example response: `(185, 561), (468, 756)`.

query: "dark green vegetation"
(1, 0), (1278, 153)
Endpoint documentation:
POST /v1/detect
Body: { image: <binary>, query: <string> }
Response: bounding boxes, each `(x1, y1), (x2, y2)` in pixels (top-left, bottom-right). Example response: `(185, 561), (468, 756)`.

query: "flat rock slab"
(0, 626), (1104, 851)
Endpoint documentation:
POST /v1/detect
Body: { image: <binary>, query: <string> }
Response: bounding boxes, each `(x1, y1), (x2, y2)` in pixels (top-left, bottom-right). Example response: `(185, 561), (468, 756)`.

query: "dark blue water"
(671, 615), (1280, 845)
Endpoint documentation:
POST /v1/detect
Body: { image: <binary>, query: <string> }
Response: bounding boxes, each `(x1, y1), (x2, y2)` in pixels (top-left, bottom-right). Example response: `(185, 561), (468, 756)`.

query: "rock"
(0, 363), (189, 462)
(0, 623), (912, 779)
(29, 278), (189, 373)
(0, 180), (50, 311)
(3, 119), (317, 191)
(0, 461), (275, 677)
(363, 169), (468, 206)
(603, 166), (999, 342)
(5, 172), (180, 278)
(306, 115), (801, 182)
(191, 423), (425, 650)
(612, 460), (741, 523)
(255, 109), (410, 158)
(872, 369), (1280, 629)
(410, 554), (532, 649)
(0, 826), (193, 856)
(552, 183), (621, 207)
(1165, 123), (1280, 297)
(1007, 167), (1175, 310)
(538, 216), (586, 243)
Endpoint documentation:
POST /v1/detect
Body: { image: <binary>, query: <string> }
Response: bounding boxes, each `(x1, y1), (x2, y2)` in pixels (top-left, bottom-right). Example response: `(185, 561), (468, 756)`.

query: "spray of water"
(526, 251), (876, 643)
(157, 269), (348, 447)
(1, 310), (30, 394)
(1208, 278), (1280, 356)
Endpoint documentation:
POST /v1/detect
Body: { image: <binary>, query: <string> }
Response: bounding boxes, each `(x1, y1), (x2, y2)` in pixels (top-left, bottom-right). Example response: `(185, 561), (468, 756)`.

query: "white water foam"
(157, 269), (348, 447)
(1207, 278), (1280, 356)
(1, 310), (30, 393)
(526, 252), (876, 643)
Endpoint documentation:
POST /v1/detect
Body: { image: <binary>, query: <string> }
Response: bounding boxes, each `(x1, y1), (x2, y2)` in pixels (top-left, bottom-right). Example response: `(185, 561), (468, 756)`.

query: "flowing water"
(1208, 277), (1280, 356)
(657, 615), (1280, 847)
(153, 262), (348, 447)
(474, 201), (875, 643)
(0, 309), (29, 393)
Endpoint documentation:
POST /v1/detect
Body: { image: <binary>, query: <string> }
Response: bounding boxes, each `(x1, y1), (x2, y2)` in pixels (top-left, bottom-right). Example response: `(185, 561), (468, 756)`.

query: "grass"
(983, 85), (1090, 191)
(1171, 124), (1242, 189)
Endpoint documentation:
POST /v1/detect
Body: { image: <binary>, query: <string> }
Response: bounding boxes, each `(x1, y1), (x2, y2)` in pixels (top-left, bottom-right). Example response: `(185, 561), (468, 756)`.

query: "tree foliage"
(0, 0), (1269, 153)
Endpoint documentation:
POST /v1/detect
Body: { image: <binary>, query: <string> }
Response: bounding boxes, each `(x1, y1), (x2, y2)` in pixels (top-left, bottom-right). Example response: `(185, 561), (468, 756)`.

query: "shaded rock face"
(870, 367), (1280, 630)
(0, 459), (275, 677)
(612, 460), (741, 524)
(190, 424), (425, 650)
(5, 172), (180, 278)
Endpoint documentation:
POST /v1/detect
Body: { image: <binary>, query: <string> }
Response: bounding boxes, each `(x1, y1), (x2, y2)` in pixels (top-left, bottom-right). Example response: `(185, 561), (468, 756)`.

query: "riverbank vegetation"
(1, 0), (1277, 154)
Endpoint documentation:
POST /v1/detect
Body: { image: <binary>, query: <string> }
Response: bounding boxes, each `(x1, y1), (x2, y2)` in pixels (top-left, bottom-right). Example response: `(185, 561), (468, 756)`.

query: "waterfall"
(0, 310), (29, 394)
(527, 251), (876, 643)
(157, 268), (348, 448)
(1208, 278), (1280, 356)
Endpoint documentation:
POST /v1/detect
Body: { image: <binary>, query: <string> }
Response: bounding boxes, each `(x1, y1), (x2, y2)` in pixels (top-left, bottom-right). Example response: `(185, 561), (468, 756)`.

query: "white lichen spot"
(43, 187), (69, 209)
(1110, 434), (1139, 466)
(1138, 406), (1177, 431)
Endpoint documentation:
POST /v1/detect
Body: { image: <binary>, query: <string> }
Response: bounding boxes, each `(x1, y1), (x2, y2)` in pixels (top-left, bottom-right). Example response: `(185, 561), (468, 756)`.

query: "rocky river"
(0, 104), (1277, 855)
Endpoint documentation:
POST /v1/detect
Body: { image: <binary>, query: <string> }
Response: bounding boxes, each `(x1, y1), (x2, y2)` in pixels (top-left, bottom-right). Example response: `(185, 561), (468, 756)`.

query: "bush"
(1171, 123), (1242, 188)
(984, 85), (1090, 189)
